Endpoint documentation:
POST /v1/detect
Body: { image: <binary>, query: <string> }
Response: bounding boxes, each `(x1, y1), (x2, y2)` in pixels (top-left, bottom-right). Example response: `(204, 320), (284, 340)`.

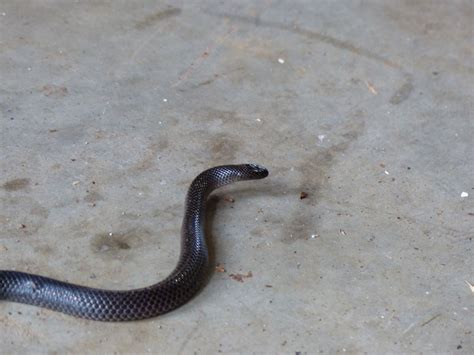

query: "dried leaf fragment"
(229, 271), (253, 282)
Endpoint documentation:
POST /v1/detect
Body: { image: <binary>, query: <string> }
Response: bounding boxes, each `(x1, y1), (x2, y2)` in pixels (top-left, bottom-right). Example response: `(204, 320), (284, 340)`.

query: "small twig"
(421, 313), (441, 327)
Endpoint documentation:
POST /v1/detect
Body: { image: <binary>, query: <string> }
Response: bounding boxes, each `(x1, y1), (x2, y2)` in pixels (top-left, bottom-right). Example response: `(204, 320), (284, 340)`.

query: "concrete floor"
(1, 0), (473, 353)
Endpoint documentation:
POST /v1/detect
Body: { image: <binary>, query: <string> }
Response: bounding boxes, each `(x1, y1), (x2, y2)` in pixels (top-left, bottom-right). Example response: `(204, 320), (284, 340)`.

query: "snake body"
(0, 164), (268, 321)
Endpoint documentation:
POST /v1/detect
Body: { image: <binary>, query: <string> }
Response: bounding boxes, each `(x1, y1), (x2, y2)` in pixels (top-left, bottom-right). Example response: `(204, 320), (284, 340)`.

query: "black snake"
(0, 164), (269, 321)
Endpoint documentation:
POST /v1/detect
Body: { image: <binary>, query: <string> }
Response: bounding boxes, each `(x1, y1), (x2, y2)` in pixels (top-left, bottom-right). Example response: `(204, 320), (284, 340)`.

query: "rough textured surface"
(0, 0), (472, 353)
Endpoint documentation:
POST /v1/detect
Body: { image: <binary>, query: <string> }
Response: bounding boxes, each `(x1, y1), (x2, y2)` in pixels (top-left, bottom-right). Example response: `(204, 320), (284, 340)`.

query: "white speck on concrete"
(163, 98), (167, 102)
(384, 170), (390, 175)
(461, 192), (468, 198)
(278, 58), (285, 64)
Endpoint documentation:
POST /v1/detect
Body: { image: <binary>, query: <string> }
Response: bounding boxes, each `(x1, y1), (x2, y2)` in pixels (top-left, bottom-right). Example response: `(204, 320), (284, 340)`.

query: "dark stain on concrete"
(282, 112), (366, 243)
(91, 228), (150, 255)
(152, 204), (181, 220)
(84, 191), (104, 204)
(1, 196), (49, 237)
(281, 215), (318, 244)
(202, 107), (241, 125)
(208, 133), (239, 163)
(30, 205), (49, 219)
(131, 138), (169, 172)
(302, 111), (366, 200)
(135, 7), (181, 30)
(50, 124), (86, 146)
(250, 226), (265, 237)
(390, 81), (414, 105)
(206, 11), (403, 70)
(33, 244), (54, 257)
(2, 178), (31, 191)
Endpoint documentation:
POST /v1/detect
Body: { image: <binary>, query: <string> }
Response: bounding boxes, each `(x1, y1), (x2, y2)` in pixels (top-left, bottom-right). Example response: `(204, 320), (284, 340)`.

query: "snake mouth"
(245, 164), (269, 179)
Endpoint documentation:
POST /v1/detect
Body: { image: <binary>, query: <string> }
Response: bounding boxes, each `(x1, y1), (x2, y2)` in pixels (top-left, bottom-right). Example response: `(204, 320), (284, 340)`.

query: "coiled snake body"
(0, 164), (268, 321)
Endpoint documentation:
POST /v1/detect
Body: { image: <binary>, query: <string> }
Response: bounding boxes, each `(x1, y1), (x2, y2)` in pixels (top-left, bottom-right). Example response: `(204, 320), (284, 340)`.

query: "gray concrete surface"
(1, 0), (473, 353)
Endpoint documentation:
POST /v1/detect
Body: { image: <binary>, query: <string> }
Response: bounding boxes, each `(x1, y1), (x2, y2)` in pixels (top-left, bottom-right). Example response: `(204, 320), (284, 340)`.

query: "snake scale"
(0, 164), (268, 321)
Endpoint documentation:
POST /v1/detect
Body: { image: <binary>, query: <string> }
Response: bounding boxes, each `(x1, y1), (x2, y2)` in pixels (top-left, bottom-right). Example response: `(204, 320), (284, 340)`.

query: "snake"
(0, 164), (268, 321)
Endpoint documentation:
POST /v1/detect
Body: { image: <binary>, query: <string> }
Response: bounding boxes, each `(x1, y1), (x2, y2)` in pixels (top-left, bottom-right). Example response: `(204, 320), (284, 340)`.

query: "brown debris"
(229, 271), (253, 282)
(215, 265), (226, 273)
(300, 191), (308, 199)
(41, 84), (68, 97)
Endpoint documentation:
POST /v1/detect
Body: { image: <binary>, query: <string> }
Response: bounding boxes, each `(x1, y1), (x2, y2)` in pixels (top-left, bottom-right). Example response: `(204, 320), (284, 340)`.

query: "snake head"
(244, 164), (269, 179)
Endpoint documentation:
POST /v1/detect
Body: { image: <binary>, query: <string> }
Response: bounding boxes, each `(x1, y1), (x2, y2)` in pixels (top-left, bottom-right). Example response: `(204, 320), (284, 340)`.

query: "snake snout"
(244, 164), (269, 179)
